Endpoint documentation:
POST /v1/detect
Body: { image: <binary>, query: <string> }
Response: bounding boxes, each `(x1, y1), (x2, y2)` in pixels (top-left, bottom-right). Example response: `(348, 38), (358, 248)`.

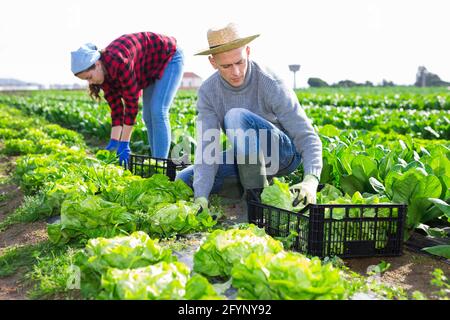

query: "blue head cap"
(71, 43), (101, 74)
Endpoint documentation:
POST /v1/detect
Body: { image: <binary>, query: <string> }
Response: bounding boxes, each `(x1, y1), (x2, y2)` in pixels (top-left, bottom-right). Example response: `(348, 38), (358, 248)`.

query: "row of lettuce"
(0, 103), (403, 300)
(0, 91), (197, 155)
(304, 105), (449, 140)
(296, 86), (450, 110)
(0, 89), (448, 157)
(77, 227), (351, 300)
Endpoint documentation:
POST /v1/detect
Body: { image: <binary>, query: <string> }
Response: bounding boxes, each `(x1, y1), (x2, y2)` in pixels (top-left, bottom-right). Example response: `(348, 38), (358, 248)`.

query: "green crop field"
(0, 87), (449, 300)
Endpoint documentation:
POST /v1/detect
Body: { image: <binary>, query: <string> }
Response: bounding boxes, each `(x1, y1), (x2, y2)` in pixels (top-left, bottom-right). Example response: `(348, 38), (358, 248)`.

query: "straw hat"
(195, 23), (260, 56)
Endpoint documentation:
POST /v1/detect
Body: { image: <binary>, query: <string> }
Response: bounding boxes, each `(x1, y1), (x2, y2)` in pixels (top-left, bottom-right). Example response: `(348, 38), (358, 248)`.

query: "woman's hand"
(105, 139), (119, 151)
(117, 141), (131, 167)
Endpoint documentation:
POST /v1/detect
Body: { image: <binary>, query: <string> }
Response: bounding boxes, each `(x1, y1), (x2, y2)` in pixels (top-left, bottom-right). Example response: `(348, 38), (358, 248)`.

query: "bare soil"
(0, 184), (23, 222)
(0, 221), (48, 254)
(344, 248), (450, 298)
(0, 267), (31, 300)
(0, 155), (23, 222)
(0, 155), (47, 300)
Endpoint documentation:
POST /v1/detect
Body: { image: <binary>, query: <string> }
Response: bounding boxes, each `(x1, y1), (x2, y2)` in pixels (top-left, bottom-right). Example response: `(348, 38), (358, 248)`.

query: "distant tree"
(381, 79), (395, 87)
(307, 77), (329, 87)
(334, 80), (358, 87)
(415, 66), (450, 87)
(332, 80), (374, 87)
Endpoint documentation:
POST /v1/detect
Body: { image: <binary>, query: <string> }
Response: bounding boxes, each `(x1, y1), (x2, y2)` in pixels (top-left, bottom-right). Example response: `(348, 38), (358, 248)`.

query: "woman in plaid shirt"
(71, 32), (184, 165)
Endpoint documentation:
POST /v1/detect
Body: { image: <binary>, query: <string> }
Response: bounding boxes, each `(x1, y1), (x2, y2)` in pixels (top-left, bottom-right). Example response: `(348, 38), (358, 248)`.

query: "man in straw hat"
(176, 23), (322, 214)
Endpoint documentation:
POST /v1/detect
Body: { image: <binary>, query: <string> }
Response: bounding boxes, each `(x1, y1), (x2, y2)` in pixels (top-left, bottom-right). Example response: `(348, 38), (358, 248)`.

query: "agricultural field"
(0, 87), (449, 301)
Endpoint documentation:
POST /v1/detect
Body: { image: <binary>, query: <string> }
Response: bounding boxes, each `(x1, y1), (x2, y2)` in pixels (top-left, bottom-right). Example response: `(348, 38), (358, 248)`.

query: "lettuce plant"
(231, 251), (347, 300)
(100, 261), (190, 300)
(193, 225), (284, 278)
(75, 231), (175, 298)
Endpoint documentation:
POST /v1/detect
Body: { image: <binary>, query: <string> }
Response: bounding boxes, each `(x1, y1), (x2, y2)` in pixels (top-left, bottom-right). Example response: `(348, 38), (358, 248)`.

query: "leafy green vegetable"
(144, 200), (216, 238)
(78, 231), (174, 273)
(367, 260), (391, 275)
(193, 225), (284, 278)
(261, 177), (293, 211)
(231, 251), (347, 300)
(48, 195), (136, 244)
(75, 231), (175, 298)
(184, 274), (223, 300)
(103, 174), (193, 213)
(385, 167), (442, 235)
(100, 261), (190, 300)
(422, 245), (450, 259)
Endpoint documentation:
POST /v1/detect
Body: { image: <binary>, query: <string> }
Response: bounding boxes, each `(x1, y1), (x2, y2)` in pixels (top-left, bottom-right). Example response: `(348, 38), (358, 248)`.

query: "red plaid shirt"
(100, 32), (177, 126)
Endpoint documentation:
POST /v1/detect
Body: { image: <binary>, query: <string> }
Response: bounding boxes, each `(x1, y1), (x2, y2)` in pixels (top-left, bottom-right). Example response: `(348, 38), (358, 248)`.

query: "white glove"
(289, 174), (319, 205)
(194, 197), (209, 210)
(194, 196), (218, 219)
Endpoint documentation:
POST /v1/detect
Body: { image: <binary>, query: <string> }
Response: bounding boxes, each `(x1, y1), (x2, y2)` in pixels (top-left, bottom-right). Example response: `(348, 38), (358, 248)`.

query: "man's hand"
(105, 139), (119, 151)
(117, 141), (131, 167)
(289, 174), (319, 205)
(195, 197), (209, 211)
(195, 197), (217, 220)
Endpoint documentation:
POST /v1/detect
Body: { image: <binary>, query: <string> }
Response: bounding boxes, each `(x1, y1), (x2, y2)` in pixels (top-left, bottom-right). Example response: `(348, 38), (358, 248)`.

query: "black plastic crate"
(247, 190), (407, 258)
(127, 154), (189, 181)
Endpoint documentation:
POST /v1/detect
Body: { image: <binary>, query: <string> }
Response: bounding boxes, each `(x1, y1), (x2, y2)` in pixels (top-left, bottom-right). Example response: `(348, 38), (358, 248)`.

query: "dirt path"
(0, 155), (23, 222)
(0, 184), (23, 222)
(0, 268), (29, 300)
(0, 155), (47, 300)
(344, 248), (450, 298)
(0, 222), (48, 254)
(0, 190), (47, 300)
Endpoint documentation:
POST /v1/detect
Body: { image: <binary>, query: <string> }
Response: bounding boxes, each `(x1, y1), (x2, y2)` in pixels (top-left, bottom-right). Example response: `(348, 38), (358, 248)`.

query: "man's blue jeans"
(176, 108), (301, 195)
(142, 48), (184, 158)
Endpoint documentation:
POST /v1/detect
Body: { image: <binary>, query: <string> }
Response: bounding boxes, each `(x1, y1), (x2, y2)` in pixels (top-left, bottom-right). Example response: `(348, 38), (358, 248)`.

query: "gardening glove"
(195, 197), (209, 211)
(290, 174), (319, 206)
(117, 141), (131, 167)
(195, 196), (217, 219)
(105, 138), (119, 151)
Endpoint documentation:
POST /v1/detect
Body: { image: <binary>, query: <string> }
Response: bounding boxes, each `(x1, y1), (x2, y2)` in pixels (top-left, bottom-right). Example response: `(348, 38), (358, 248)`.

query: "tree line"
(307, 66), (450, 88)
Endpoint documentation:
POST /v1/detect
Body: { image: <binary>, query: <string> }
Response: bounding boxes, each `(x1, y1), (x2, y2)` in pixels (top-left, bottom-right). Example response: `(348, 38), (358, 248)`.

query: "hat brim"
(195, 34), (260, 56)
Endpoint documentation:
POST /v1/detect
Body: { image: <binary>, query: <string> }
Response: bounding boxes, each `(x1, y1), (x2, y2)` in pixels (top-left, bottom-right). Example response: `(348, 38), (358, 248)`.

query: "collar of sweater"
(219, 60), (254, 92)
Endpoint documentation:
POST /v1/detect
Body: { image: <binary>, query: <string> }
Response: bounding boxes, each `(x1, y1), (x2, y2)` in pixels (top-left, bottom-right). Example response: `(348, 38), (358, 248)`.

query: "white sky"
(1, 0), (449, 88)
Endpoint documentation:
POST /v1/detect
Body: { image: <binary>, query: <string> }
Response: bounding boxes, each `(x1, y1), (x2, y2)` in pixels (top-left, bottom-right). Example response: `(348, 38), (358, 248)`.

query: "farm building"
(180, 72), (202, 90)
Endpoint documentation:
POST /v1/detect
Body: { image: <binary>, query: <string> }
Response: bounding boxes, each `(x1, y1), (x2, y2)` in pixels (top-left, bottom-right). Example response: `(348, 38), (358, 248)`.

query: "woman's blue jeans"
(176, 108), (301, 195)
(142, 48), (184, 158)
